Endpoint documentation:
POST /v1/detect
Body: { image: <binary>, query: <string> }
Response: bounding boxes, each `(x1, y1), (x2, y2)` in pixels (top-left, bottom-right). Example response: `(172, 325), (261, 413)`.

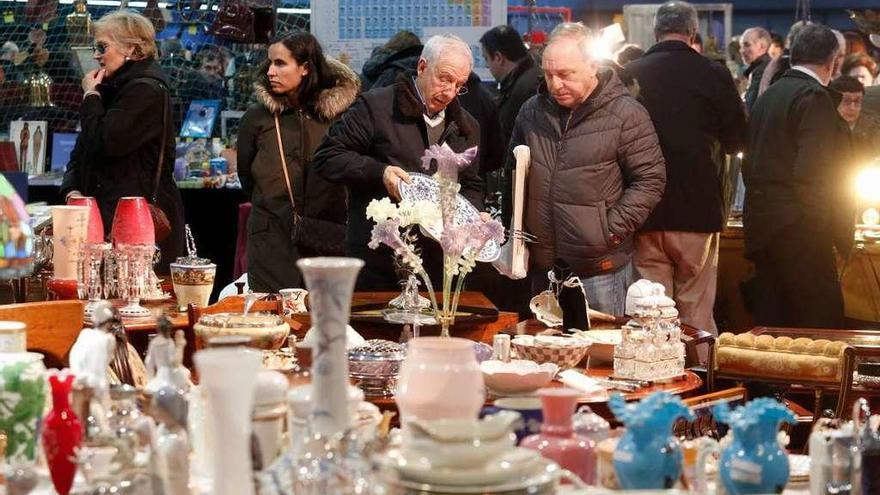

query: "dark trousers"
(750, 225), (843, 328)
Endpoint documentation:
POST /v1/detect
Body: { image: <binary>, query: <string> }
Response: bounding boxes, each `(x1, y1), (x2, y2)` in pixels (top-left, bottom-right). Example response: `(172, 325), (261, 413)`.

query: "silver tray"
(398, 173), (500, 263)
(377, 459), (569, 495)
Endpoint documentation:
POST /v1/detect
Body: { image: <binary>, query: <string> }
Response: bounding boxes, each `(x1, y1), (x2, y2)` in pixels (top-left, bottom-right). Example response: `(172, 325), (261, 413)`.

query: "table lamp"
(110, 197), (155, 318)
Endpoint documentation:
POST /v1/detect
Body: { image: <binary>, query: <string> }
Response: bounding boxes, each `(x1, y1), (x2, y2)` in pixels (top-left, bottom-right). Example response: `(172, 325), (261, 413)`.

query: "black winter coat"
(497, 56), (540, 146)
(360, 44), (422, 92)
(743, 69), (855, 258)
(61, 59), (185, 271)
(624, 40), (748, 233)
(509, 69), (666, 276)
(237, 59), (359, 292)
(744, 53), (771, 111)
(312, 74), (484, 290)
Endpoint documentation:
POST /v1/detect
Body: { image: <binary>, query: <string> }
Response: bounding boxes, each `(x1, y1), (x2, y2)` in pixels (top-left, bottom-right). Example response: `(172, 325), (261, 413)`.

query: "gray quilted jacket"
(509, 68), (665, 276)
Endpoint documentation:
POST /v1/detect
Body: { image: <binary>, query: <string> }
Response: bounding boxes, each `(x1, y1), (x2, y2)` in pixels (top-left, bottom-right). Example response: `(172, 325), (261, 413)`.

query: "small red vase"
(42, 371), (82, 495)
(66, 196), (104, 243)
(520, 387), (597, 485)
(110, 196), (155, 245)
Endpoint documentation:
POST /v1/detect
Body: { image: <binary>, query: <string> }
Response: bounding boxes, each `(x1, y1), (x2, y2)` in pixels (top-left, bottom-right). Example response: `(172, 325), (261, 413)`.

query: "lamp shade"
(51, 205), (89, 280)
(111, 197), (154, 245)
(66, 196), (103, 243)
(0, 174), (34, 279)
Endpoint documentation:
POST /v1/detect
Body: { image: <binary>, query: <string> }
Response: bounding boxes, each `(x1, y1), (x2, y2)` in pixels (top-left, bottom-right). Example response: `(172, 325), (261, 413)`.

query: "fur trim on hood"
(254, 57), (360, 120)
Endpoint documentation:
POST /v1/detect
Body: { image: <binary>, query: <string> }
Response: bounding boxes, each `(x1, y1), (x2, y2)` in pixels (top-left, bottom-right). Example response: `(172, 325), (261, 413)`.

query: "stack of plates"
(376, 447), (560, 495)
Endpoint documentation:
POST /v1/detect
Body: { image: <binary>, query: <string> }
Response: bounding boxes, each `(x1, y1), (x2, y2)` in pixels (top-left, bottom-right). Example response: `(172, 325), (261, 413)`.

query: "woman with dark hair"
(842, 52), (878, 88)
(237, 31), (359, 291)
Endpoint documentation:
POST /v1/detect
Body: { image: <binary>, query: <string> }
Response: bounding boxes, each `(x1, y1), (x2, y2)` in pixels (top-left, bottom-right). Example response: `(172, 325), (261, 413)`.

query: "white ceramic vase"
(51, 205), (89, 280)
(396, 337), (485, 423)
(296, 257), (363, 437)
(194, 347), (261, 495)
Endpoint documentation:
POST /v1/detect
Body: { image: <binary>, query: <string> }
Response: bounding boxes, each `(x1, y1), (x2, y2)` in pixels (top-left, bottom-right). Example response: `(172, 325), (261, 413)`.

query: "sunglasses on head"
(92, 42), (110, 55)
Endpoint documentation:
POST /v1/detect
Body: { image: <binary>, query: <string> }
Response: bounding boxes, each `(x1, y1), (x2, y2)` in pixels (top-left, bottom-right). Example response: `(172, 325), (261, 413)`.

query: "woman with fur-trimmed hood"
(237, 32), (359, 291)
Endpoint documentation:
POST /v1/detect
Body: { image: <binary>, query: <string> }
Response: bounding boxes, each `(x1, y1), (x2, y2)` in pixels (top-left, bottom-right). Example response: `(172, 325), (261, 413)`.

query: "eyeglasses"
(431, 68), (469, 96)
(842, 97), (864, 107)
(92, 42), (110, 55)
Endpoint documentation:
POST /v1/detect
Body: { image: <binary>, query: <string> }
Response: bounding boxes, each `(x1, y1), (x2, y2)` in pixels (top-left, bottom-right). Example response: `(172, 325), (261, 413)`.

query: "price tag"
(3, 11), (13, 24)
(188, 24), (197, 35)
(42, 22), (48, 31)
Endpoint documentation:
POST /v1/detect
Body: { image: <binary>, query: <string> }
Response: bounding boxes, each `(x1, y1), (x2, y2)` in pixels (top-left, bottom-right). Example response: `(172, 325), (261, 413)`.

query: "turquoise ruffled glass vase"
(714, 397), (796, 494)
(609, 391), (693, 489)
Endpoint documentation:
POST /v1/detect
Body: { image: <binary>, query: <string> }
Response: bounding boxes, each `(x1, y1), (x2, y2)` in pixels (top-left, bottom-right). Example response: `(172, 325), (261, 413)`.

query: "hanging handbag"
(148, 85), (172, 243)
(209, 0), (254, 43)
(273, 113), (346, 256)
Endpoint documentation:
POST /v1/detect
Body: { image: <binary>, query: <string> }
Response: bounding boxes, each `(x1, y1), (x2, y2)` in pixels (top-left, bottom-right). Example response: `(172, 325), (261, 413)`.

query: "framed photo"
(9, 120), (48, 176)
(180, 100), (222, 139)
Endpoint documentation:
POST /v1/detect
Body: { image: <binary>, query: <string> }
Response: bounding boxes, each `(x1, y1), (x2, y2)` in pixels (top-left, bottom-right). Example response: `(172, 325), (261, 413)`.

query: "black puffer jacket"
(61, 59), (185, 271)
(509, 69), (665, 276)
(237, 58), (359, 291)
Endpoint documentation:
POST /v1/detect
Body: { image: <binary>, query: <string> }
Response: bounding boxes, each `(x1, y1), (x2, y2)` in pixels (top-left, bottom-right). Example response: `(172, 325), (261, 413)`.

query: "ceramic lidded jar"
(396, 336), (484, 423)
(193, 312), (289, 350)
(170, 254), (216, 311)
(520, 387), (597, 485)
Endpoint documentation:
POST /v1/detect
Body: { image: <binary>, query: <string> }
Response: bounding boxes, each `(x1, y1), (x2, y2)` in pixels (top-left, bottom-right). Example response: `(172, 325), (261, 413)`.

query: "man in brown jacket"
(509, 22), (666, 316)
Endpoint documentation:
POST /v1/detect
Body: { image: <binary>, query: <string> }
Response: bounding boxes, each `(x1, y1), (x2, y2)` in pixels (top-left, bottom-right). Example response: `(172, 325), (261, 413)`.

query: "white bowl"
(480, 360), (559, 395)
(402, 411), (519, 469)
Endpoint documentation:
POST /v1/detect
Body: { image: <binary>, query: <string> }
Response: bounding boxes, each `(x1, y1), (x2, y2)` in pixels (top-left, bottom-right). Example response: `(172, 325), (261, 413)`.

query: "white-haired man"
(740, 26), (772, 110)
(508, 23), (665, 315)
(314, 34), (484, 290)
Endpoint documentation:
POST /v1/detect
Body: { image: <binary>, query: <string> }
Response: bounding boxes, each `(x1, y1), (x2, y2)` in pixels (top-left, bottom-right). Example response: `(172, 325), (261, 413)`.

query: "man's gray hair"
(654, 1), (699, 39)
(421, 34), (473, 69)
(743, 27), (772, 48)
(548, 22), (594, 62)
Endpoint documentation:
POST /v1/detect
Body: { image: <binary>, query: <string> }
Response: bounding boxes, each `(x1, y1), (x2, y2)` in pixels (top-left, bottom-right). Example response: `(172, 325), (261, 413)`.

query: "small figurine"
(69, 300), (117, 433)
(145, 315), (191, 394)
(151, 386), (189, 495)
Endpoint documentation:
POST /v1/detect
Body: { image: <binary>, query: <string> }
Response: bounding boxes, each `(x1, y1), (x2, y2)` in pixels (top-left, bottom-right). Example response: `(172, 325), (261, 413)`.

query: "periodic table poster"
(312, 0), (508, 81)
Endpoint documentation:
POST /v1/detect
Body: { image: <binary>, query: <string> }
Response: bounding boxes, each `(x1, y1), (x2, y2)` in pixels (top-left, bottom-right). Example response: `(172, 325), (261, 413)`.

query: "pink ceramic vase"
(110, 196), (154, 245)
(66, 196), (104, 243)
(395, 337), (484, 423)
(520, 388), (597, 485)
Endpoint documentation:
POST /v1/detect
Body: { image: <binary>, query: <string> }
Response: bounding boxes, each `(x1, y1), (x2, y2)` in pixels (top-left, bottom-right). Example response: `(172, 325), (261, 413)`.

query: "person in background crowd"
(61, 10), (185, 271)
(743, 24), (854, 328)
(769, 32), (785, 59)
(625, 1), (747, 334)
(759, 20), (811, 96)
(845, 30), (868, 55)
(360, 30), (422, 91)
(313, 34), (485, 290)
(509, 22), (665, 315)
(832, 30), (847, 79)
(237, 32), (357, 292)
(740, 26), (772, 110)
(842, 52), (878, 88)
(831, 75), (879, 163)
(615, 44), (645, 65)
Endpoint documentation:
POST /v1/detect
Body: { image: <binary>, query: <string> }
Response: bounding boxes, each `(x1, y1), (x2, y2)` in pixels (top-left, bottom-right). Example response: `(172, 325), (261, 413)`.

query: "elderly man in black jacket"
(510, 22), (665, 316)
(740, 26), (772, 111)
(744, 24), (854, 328)
(313, 34), (484, 290)
(624, 1), (747, 334)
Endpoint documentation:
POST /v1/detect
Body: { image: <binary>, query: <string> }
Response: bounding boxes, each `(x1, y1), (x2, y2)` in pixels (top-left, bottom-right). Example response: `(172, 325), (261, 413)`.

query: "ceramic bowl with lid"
(193, 312), (289, 350)
(348, 339), (406, 397)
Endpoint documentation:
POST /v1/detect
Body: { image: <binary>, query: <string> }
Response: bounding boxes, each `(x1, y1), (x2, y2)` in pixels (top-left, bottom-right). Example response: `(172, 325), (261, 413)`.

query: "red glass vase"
(520, 387), (597, 485)
(66, 196), (104, 243)
(42, 371), (82, 495)
(110, 196), (154, 245)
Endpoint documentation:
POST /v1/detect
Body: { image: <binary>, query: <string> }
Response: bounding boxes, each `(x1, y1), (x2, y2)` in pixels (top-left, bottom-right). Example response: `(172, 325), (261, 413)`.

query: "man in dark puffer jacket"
(509, 22), (666, 316)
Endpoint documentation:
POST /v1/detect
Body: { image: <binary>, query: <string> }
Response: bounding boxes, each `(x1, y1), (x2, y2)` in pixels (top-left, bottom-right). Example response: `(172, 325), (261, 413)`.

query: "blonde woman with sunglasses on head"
(62, 10), (185, 271)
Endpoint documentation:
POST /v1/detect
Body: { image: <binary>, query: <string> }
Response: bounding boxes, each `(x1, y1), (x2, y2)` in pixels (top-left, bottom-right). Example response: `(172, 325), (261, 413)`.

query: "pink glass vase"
(42, 370), (82, 495)
(395, 337), (484, 423)
(66, 196), (104, 243)
(520, 388), (597, 485)
(110, 196), (154, 246)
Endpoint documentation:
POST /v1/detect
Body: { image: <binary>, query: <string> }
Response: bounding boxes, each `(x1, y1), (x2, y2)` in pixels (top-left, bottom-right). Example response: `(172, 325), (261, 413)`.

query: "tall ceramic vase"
(51, 205), (89, 280)
(42, 370), (82, 495)
(194, 347), (262, 495)
(296, 257), (363, 436)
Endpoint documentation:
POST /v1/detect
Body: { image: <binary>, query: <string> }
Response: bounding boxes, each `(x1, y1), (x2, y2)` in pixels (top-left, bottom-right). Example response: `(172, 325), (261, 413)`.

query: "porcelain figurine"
(69, 300), (116, 426)
(145, 315), (191, 394)
(609, 391), (694, 490)
(152, 386), (190, 495)
(521, 388), (597, 484)
(42, 370), (82, 495)
(714, 397), (796, 494)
